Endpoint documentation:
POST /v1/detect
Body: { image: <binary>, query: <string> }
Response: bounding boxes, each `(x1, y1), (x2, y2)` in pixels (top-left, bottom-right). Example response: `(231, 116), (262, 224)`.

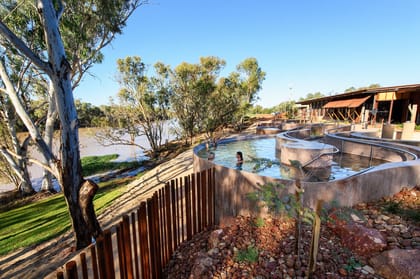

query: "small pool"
(197, 137), (388, 181)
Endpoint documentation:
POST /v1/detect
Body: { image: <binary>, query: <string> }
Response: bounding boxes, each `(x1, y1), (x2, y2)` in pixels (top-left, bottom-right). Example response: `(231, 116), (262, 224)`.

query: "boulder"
(369, 248), (420, 279)
(208, 229), (224, 249)
(330, 222), (387, 256)
(189, 252), (214, 279)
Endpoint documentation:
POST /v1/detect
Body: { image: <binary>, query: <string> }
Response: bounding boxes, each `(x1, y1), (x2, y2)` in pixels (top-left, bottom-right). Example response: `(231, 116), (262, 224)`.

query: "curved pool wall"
(276, 128), (338, 169)
(193, 128), (420, 224)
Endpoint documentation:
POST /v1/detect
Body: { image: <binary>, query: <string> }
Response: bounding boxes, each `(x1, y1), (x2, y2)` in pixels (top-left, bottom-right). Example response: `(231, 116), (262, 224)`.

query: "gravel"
(163, 186), (419, 279)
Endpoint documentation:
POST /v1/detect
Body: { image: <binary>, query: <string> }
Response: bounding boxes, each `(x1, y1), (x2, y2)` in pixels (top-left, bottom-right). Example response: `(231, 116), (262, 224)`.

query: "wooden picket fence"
(55, 168), (215, 279)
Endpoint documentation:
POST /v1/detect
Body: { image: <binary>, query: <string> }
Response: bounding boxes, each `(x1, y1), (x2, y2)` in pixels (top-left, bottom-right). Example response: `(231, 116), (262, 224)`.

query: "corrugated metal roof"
(298, 83), (420, 105)
(323, 96), (370, 109)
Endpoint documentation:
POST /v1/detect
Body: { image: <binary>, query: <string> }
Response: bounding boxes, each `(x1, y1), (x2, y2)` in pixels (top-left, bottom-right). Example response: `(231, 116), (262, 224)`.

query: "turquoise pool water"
(197, 137), (387, 181)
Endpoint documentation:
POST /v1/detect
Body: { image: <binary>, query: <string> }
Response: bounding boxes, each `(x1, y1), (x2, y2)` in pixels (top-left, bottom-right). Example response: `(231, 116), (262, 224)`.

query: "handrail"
(301, 146), (340, 168)
(327, 133), (418, 161)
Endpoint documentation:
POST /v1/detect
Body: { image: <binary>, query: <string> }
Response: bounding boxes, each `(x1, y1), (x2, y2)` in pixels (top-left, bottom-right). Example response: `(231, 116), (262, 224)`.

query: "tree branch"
(0, 145), (57, 177)
(0, 58), (56, 163)
(0, 21), (52, 76)
(56, 0), (64, 21)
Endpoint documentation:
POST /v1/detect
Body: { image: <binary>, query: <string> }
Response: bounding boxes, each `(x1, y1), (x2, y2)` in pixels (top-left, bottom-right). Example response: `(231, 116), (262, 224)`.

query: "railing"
(55, 168), (215, 279)
(301, 146), (340, 168)
(327, 133), (418, 161)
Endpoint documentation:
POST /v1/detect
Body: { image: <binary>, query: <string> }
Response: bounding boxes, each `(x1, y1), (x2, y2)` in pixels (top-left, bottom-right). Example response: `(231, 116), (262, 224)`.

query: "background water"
(1, 122), (177, 192)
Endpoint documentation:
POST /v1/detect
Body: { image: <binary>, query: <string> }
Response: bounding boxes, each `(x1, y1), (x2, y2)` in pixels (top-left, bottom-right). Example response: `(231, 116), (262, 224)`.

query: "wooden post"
(388, 98), (394, 124)
(308, 200), (323, 276)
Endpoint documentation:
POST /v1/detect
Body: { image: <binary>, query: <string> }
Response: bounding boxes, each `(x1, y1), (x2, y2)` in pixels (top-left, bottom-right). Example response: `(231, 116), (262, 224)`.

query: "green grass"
(0, 194), (70, 254)
(253, 217), (265, 228)
(344, 257), (362, 272)
(235, 245), (259, 263)
(0, 154), (146, 256)
(394, 123), (420, 130)
(81, 154), (143, 177)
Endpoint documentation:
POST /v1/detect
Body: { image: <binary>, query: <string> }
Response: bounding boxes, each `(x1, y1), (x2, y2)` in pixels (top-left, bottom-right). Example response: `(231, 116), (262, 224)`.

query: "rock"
(369, 248), (420, 279)
(286, 256), (295, 268)
(401, 232), (412, 239)
(362, 265), (375, 274)
(208, 229), (224, 249)
(392, 227), (401, 234)
(287, 268), (295, 277)
(350, 213), (363, 222)
(331, 223), (387, 256)
(207, 248), (219, 256)
(189, 252), (214, 279)
(380, 214), (390, 221)
(401, 239), (412, 248)
(338, 268), (347, 276)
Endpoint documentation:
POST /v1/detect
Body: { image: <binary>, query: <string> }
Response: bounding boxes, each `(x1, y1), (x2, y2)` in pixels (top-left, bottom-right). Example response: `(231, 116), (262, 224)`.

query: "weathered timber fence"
(55, 168), (215, 279)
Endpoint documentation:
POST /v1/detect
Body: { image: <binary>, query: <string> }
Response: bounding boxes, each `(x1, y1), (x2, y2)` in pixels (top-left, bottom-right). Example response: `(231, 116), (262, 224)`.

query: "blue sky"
(74, 0), (420, 108)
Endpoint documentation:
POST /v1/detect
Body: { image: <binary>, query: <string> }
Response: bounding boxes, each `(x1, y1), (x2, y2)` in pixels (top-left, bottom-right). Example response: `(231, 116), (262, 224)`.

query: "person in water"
(207, 151), (215, 161)
(236, 151), (243, 170)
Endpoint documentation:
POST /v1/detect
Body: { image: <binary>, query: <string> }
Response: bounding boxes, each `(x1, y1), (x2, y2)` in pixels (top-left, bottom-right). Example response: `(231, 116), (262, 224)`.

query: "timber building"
(297, 84), (420, 125)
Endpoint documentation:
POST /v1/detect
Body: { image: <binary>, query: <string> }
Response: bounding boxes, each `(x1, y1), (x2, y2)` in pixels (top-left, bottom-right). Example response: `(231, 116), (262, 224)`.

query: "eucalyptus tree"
(200, 73), (241, 139)
(169, 57), (265, 141)
(299, 92), (324, 101)
(75, 100), (105, 128)
(0, 0), (144, 193)
(234, 57), (266, 129)
(0, 0), (144, 250)
(170, 56), (225, 143)
(0, 60), (35, 194)
(0, 118), (21, 188)
(0, 1), (46, 193)
(97, 56), (171, 157)
(345, 84), (381, 93)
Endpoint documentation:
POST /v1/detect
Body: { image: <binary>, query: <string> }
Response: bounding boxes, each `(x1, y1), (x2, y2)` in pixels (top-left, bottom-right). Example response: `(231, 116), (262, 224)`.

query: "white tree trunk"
(0, 101), (35, 194)
(0, 0), (101, 249)
(37, 0), (98, 248)
(41, 85), (58, 192)
(0, 59), (55, 167)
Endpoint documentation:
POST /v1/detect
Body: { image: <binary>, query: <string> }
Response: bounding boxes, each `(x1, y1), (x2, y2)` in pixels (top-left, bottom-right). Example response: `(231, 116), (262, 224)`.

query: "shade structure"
(323, 96), (370, 109)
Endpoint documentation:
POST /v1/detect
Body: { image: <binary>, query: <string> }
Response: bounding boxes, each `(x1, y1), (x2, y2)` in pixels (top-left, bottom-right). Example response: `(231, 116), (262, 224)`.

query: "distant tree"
(250, 104), (274, 114)
(0, 58), (38, 193)
(345, 86), (357, 92)
(299, 92), (324, 101)
(234, 58), (266, 129)
(169, 56), (265, 141)
(367, 83), (381, 89)
(345, 84), (381, 92)
(201, 74), (242, 139)
(170, 56), (225, 143)
(274, 100), (297, 119)
(75, 100), (105, 128)
(97, 56), (171, 157)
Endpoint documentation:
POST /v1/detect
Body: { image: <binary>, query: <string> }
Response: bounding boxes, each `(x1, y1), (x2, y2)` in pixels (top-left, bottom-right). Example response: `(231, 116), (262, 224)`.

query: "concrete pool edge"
(193, 134), (420, 223)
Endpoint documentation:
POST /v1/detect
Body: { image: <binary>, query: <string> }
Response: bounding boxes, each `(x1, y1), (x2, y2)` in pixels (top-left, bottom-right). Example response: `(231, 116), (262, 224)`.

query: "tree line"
(94, 56), (265, 157)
